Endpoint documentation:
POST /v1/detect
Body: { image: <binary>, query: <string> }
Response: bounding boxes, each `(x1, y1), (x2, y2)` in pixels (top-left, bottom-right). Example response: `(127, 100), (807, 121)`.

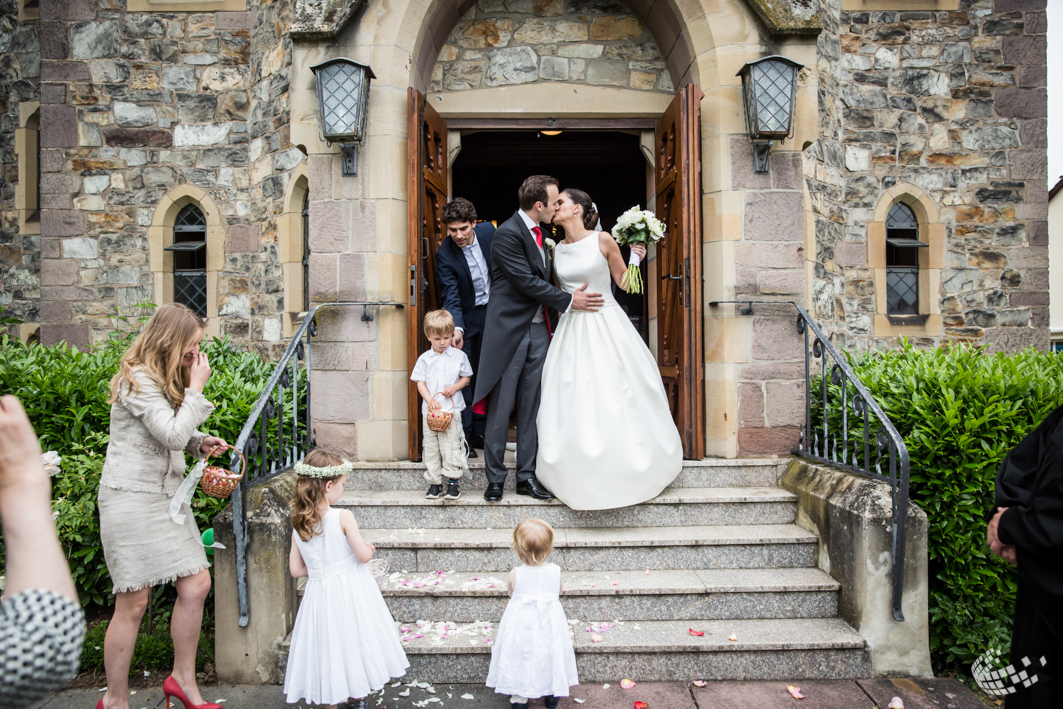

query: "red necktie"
(532, 226), (543, 248)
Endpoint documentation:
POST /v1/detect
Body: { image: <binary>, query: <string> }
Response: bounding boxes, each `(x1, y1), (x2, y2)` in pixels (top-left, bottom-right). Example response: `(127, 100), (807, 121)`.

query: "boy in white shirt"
(411, 310), (473, 499)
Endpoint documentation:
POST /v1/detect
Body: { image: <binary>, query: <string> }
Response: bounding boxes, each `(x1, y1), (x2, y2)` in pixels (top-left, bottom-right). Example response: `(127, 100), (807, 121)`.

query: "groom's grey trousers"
(484, 321), (550, 485)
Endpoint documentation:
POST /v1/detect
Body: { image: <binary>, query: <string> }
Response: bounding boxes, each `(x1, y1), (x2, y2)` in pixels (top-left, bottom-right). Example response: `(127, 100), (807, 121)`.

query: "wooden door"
(407, 88), (449, 459)
(655, 84), (705, 459)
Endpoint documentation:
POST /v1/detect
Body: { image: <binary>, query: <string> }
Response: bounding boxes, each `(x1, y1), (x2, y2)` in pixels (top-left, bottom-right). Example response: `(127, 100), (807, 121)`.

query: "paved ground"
(30, 678), (991, 709)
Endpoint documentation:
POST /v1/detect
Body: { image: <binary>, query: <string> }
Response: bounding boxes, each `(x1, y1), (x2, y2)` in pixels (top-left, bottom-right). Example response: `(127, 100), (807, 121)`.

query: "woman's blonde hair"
(108, 302), (205, 408)
(291, 449), (347, 542)
(512, 518), (554, 566)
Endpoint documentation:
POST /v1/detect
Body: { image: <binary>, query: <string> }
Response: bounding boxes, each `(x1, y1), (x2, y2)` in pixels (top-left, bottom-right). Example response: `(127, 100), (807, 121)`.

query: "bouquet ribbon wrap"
(169, 459), (205, 526)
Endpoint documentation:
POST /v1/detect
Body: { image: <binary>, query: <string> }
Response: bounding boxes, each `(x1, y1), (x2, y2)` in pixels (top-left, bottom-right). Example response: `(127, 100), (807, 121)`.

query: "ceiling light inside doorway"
(540, 130), (562, 136)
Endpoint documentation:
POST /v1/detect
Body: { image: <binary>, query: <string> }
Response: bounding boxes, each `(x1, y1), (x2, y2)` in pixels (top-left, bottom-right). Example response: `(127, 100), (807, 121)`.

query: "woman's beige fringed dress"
(98, 368), (214, 593)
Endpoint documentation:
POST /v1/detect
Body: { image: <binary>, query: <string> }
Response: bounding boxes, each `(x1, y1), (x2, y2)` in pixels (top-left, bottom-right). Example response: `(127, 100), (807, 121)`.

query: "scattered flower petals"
(888, 699), (904, 709)
(590, 583), (596, 587)
(620, 679), (637, 689)
(645, 569), (651, 575)
(591, 634), (604, 643)
(787, 685), (804, 699)
(461, 694), (474, 700)
(635, 702), (648, 709)
(729, 634), (738, 642)
(144, 671), (150, 677)
(603, 684), (611, 689)
(399, 689), (410, 697)
(689, 628), (705, 636)
(610, 580), (620, 586)
(692, 681), (707, 687)
(574, 699), (585, 704)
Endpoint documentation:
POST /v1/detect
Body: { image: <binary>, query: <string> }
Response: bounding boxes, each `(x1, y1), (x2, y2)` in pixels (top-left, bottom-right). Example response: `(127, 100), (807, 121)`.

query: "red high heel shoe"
(162, 675), (223, 709)
(96, 700), (104, 709)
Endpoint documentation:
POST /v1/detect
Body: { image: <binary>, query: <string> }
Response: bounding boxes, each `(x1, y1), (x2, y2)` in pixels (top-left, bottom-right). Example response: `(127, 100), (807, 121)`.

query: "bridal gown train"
(536, 233), (683, 510)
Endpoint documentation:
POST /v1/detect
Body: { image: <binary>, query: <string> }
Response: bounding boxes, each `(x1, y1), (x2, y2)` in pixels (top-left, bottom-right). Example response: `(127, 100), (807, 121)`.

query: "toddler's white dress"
(284, 508), (408, 705)
(487, 563), (579, 699)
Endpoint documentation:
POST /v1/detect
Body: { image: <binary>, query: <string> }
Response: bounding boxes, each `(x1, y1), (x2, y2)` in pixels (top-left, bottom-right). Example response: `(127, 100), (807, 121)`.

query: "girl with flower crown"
(283, 450), (408, 709)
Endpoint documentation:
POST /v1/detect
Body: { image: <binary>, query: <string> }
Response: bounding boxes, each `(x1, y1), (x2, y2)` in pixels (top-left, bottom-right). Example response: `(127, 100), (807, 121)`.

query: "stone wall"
(2, 0), (301, 356)
(429, 0), (673, 94)
(805, 0), (1049, 352)
(0, 0), (40, 329)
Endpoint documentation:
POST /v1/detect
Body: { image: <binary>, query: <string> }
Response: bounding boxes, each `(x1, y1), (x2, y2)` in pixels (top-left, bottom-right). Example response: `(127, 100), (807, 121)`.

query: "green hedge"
(0, 329), (304, 607)
(823, 341), (1063, 672)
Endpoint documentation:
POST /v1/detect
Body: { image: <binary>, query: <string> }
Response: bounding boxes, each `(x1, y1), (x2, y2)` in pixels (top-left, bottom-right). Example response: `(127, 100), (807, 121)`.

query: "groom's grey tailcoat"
(473, 210), (572, 405)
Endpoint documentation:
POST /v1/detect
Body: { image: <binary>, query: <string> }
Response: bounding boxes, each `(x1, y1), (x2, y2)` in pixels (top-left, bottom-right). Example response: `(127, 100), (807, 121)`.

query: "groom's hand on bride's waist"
(570, 283), (603, 312)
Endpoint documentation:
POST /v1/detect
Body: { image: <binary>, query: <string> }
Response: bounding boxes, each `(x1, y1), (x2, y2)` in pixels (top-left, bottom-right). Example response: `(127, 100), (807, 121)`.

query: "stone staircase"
(277, 457), (872, 682)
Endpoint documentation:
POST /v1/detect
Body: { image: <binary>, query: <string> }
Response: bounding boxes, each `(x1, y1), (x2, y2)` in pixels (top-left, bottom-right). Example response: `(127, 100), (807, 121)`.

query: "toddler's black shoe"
(445, 478), (461, 499)
(510, 704), (528, 709)
(425, 484), (443, 499)
(544, 696), (559, 708)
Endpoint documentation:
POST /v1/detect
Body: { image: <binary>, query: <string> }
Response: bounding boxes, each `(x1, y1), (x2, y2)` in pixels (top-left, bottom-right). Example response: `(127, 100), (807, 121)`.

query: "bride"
(536, 188), (683, 510)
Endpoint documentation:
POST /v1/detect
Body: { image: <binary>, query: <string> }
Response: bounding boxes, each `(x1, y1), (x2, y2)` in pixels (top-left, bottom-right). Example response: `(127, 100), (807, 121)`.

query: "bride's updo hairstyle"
(563, 188), (598, 230)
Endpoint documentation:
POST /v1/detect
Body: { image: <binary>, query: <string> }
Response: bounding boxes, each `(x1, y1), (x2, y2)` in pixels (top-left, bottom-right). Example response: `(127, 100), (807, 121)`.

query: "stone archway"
(289, 0), (822, 460)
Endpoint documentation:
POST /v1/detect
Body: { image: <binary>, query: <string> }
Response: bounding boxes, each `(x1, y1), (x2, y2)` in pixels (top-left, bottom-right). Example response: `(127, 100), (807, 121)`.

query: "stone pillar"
(780, 459), (932, 678)
(214, 472), (298, 684)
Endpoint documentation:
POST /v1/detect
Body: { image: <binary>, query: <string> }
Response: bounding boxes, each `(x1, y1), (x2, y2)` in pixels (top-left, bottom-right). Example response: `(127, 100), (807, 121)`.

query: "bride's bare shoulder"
(597, 231), (619, 254)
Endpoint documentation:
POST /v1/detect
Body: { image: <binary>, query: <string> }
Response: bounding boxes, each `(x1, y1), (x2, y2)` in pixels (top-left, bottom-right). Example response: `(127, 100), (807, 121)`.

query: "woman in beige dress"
(98, 303), (227, 709)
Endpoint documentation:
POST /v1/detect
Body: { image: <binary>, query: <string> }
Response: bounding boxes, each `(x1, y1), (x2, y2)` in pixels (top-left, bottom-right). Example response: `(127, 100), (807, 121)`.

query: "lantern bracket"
(339, 142), (359, 176)
(753, 141), (771, 174)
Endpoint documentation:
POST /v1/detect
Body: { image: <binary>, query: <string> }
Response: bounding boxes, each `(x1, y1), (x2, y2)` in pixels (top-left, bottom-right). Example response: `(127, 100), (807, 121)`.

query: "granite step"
(362, 524), (819, 572)
(337, 487), (798, 529)
(278, 618), (870, 682)
(345, 457), (787, 491)
(375, 568), (839, 622)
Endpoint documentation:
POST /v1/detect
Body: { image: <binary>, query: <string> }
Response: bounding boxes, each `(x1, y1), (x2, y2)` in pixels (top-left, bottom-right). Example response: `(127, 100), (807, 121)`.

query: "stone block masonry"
(0, 3), (41, 330)
(430, 0), (673, 94)
(2, 0), (301, 356)
(804, 0), (1050, 351)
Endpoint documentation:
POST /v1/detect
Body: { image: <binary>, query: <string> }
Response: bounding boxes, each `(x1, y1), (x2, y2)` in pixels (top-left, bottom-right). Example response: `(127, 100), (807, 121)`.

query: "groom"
(474, 175), (604, 502)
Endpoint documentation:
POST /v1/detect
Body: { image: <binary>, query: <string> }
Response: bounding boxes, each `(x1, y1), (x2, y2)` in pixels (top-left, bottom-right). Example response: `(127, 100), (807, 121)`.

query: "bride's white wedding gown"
(536, 233), (683, 510)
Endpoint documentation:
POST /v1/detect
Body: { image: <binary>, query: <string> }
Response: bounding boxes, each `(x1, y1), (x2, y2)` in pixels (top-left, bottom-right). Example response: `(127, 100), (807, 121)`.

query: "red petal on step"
(689, 628), (705, 636)
(634, 702), (648, 709)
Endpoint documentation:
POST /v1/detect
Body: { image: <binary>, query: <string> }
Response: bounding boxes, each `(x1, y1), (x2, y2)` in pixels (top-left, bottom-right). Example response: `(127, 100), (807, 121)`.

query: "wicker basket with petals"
(425, 393), (457, 433)
(200, 444), (247, 499)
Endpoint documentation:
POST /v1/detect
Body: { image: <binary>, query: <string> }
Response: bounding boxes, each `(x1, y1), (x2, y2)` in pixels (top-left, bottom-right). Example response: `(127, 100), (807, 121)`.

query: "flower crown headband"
(293, 459), (353, 478)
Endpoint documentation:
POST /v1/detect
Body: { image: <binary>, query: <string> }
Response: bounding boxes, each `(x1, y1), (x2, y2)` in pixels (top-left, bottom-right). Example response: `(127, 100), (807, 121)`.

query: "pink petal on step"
(620, 679), (636, 689)
(888, 699), (903, 709)
(692, 681), (707, 688)
(787, 685), (804, 699)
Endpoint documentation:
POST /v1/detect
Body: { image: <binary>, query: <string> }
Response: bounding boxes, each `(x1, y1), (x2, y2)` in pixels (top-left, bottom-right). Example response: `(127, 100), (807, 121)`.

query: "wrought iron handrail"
(709, 300), (911, 622)
(227, 301), (404, 627)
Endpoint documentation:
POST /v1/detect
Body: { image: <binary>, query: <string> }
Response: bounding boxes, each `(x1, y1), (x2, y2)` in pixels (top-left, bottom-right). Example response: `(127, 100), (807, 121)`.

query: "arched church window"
(884, 202), (926, 319)
(166, 204), (208, 317)
(302, 192), (310, 312)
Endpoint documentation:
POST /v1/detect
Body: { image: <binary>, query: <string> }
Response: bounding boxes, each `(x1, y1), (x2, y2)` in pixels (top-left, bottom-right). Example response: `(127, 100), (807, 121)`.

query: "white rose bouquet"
(611, 206), (665, 294)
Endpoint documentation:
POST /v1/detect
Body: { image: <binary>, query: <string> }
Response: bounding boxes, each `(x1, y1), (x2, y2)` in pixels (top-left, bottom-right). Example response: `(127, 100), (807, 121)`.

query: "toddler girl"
(284, 450), (409, 709)
(487, 518), (579, 708)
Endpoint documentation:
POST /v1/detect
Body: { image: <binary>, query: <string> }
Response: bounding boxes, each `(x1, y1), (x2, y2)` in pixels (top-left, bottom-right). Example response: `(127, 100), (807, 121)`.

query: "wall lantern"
(310, 58), (376, 176)
(736, 55), (803, 174)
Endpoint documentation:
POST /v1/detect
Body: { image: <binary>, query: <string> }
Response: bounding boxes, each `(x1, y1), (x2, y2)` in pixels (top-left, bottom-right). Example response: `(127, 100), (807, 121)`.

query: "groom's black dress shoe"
(516, 477), (555, 500)
(484, 483), (504, 501)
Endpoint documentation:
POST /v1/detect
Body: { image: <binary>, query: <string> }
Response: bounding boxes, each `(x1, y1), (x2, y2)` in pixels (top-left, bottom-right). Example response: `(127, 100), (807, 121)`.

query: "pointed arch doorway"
(406, 85), (704, 460)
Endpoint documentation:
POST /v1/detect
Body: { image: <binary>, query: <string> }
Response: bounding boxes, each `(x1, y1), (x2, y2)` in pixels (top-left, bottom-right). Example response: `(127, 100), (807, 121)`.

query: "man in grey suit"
(473, 175), (604, 501)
